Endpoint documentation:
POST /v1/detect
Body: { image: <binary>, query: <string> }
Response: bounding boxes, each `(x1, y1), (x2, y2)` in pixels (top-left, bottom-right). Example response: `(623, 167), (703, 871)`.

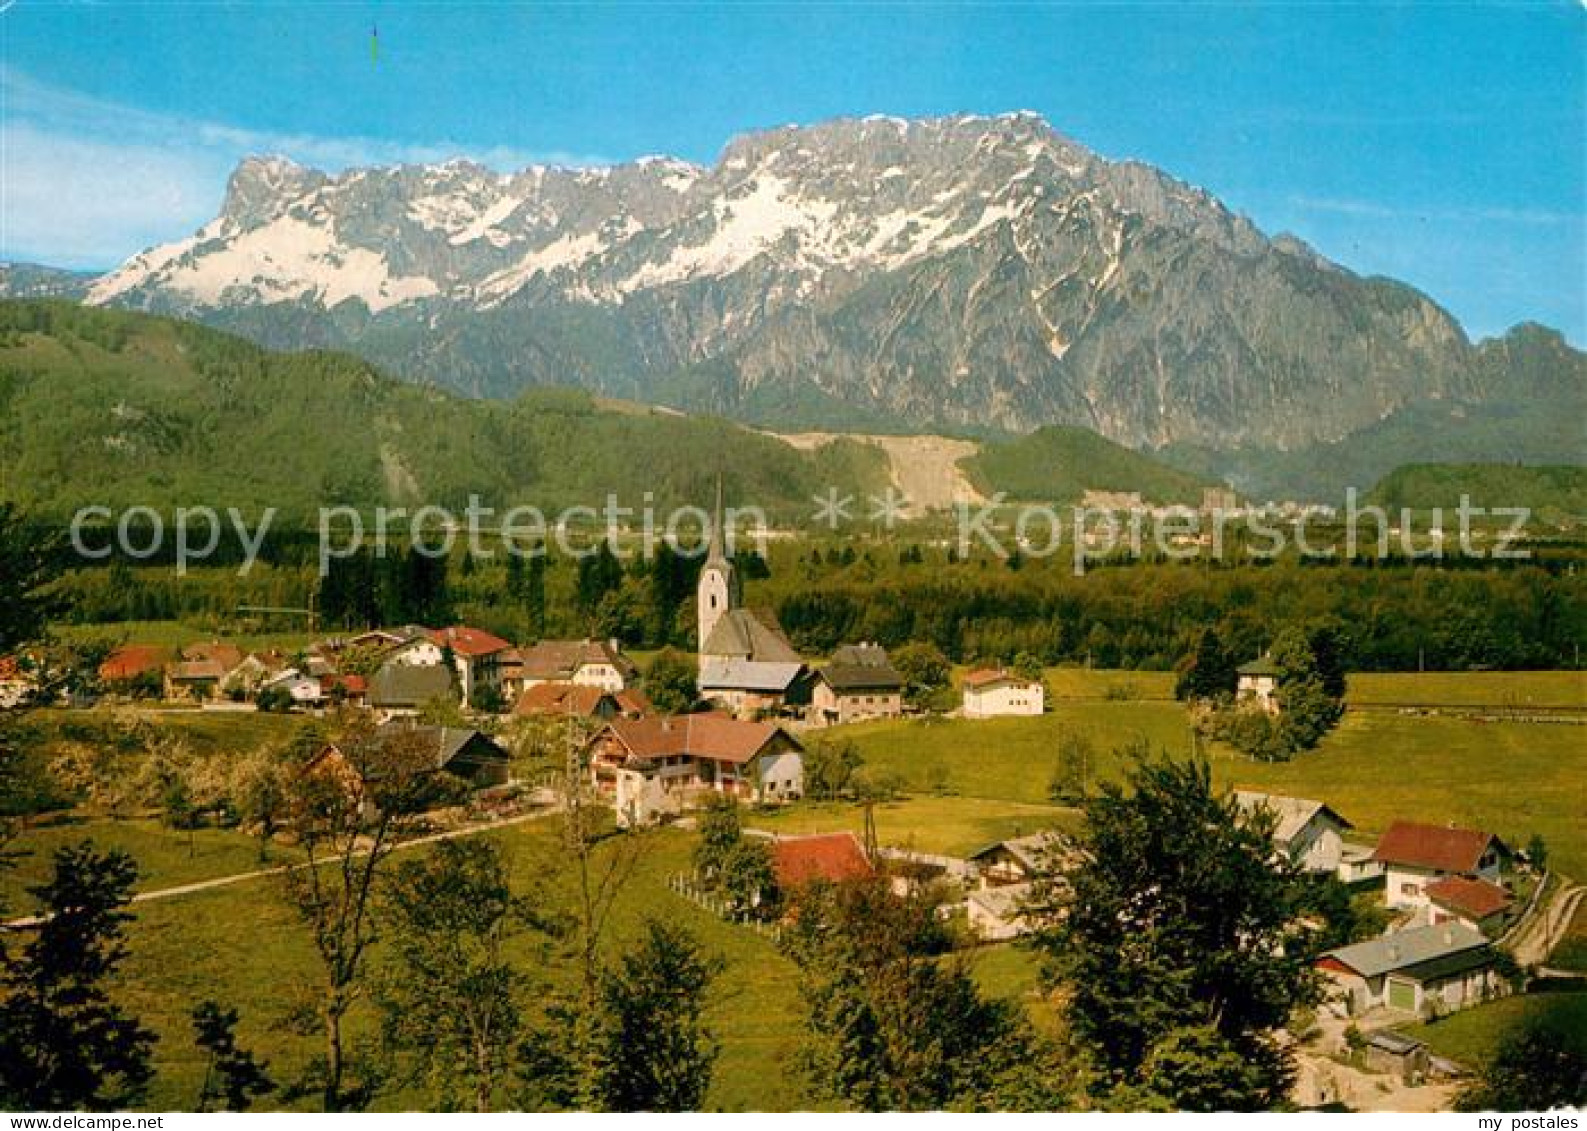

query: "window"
(1400, 882), (1419, 897)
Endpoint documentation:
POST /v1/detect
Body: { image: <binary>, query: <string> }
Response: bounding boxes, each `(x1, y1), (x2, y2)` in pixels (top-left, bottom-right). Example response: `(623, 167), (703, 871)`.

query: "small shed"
(1364, 1031), (1429, 1085)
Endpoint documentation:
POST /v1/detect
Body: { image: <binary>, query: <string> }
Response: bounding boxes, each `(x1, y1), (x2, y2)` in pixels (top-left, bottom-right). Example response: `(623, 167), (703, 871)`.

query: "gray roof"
(374, 723), (509, 771)
(1322, 922), (1487, 979)
(1234, 791), (1353, 845)
(968, 881), (1034, 919)
(699, 658), (805, 692)
(369, 662), (454, 707)
(700, 608), (801, 664)
(1238, 654), (1281, 677)
(968, 830), (1071, 873)
(820, 644), (904, 692)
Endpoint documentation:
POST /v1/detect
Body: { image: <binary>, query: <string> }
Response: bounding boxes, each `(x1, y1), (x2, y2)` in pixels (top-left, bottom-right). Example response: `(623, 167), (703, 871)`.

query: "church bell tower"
(696, 477), (740, 654)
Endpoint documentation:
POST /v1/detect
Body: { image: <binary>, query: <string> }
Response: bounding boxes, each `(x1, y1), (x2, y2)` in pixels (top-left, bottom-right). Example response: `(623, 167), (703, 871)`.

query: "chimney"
(1443, 928), (1455, 946)
(1387, 944), (1400, 961)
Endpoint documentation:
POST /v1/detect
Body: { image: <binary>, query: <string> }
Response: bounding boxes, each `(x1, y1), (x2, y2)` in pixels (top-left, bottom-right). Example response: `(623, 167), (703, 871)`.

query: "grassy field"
(829, 700), (1587, 878)
(53, 620), (320, 654)
(1402, 993), (1587, 1065)
(1345, 671), (1586, 711)
(746, 796), (1079, 856)
(2, 817), (295, 914)
(1553, 899), (1587, 973)
(74, 823), (820, 1111)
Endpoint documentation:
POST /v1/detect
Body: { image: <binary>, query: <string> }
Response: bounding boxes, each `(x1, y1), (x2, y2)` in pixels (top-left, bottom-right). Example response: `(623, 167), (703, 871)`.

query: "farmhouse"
(1233, 791), (1353, 874)
(99, 644), (170, 690)
(771, 832), (873, 892)
(1236, 654), (1281, 713)
(1372, 820), (1512, 911)
(512, 680), (647, 720)
(164, 659), (226, 701)
(969, 830), (1070, 887)
(1422, 875), (1514, 935)
(261, 669), (323, 708)
(810, 644), (904, 725)
(306, 723), (512, 793)
(961, 669), (1045, 718)
(587, 714), (805, 824)
(368, 662), (455, 717)
(1317, 922), (1508, 1017)
(517, 639), (637, 693)
(698, 657), (808, 719)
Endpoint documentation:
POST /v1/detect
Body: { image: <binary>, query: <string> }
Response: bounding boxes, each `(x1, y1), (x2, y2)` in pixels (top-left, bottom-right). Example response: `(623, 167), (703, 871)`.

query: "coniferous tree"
(0, 844), (156, 1110)
(192, 1001), (274, 1112)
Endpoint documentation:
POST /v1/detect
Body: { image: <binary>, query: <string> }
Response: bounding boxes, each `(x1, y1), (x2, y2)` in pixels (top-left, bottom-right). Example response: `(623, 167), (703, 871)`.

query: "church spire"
(707, 473), (728, 565)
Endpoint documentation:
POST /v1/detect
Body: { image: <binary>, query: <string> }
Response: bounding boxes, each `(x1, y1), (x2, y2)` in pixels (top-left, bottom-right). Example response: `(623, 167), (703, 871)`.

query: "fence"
(667, 872), (785, 944)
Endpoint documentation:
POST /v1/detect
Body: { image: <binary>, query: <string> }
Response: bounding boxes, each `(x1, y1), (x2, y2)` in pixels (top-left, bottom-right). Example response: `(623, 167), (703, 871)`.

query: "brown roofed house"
(771, 832), (873, 891)
(1373, 820), (1512, 911)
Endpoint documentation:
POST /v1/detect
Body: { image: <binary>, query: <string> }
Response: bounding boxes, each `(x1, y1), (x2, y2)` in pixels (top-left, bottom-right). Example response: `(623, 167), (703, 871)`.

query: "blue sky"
(1, 1), (1582, 341)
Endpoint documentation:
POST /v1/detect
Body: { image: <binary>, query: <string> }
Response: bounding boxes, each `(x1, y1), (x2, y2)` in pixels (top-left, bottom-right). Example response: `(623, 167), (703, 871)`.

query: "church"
(695, 483), (810, 719)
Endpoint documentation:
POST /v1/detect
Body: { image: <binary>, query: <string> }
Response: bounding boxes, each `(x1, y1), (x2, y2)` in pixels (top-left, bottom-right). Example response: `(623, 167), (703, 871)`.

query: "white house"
(426, 625), (514, 704)
(517, 639), (636, 693)
(1372, 821), (1512, 911)
(1236, 655), (1281, 713)
(1233, 791), (1353, 874)
(961, 669), (1044, 718)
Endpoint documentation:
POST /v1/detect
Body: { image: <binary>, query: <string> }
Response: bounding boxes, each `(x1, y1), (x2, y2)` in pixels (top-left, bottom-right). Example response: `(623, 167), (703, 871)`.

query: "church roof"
(701, 608), (801, 664)
(700, 658), (805, 692)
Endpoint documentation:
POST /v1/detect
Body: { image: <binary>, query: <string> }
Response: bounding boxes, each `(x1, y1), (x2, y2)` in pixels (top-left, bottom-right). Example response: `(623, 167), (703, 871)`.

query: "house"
(181, 640), (245, 679)
(961, 669), (1044, 718)
(1422, 876), (1514, 935)
(511, 681), (647, 720)
(261, 669), (324, 708)
(771, 832), (873, 892)
(968, 882), (1035, 941)
(810, 644), (904, 725)
(164, 659), (226, 701)
(968, 830), (1070, 887)
(517, 639), (637, 693)
(221, 652), (277, 698)
(1338, 841), (1386, 885)
(99, 645), (170, 691)
(305, 723), (511, 795)
(1317, 922), (1508, 1017)
(1233, 791), (1353, 874)
(368, 662), (455, 716)
(1236, 655), (1281, 713)
(587, 714), (805, 824)
(698, 658), (808, 719)
(1372, 821), (1512, 911)
(319, 672), (369, 707)
(427, 625), (514, 704)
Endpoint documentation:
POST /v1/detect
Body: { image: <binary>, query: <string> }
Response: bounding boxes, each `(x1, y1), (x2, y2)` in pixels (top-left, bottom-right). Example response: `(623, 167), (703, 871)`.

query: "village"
(5, 497), (1582, 1113)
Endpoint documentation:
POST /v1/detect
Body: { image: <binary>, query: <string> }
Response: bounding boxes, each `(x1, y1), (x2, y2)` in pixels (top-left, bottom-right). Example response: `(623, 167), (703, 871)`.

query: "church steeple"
(697, 475), (740, 654)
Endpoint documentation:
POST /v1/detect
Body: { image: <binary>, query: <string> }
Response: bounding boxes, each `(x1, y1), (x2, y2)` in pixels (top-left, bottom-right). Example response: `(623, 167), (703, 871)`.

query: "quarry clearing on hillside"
(773, 431), (987, 514)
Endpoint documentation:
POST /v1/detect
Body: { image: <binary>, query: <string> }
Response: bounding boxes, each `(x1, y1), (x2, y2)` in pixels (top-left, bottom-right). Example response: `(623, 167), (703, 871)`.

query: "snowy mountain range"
(84, 113), (1581, 450)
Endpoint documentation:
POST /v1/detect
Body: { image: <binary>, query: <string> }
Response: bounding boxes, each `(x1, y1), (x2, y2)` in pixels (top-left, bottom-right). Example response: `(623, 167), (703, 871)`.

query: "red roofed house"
(586, 713), (804, 824)
(1423, 876), (1515, 935)
(99, 645), (171, 696)
(512, 681), (647, 721)
(961, 669), (1044, 717)
(1373, 821), (1512, 911)
(428, 625), (514, 706)
(771, 832), (873, 891)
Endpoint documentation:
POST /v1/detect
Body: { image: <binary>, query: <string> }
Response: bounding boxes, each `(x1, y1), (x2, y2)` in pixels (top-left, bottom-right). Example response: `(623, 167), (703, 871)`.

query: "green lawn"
(74, 823), (812, 1111)
(1036, 668), (1176, 701)
(1401, 993), (1587, 1066)
(1345, 671), (1586, 711)
(826, 703), (1196, 805)
(748, 796), (1079, 856)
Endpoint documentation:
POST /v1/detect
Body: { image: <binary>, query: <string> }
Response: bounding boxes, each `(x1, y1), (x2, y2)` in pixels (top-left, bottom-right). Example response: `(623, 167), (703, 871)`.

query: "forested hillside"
(0, 301), (889, 521)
